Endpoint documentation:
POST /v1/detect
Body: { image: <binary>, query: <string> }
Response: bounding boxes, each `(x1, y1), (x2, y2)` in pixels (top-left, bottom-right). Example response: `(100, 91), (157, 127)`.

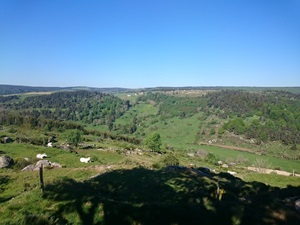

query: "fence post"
(39, 164), (44, 194)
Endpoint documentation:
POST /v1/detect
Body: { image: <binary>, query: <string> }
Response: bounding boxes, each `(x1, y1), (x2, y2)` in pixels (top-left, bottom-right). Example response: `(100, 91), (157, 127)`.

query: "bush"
(152, 154), (180, 169)
(161, 154), (180, 167)
(13, 157), (33, 170)
(144, 132), (162, 152)
(65, 130), (83, 147)
(290, 144), (297, 150)
(204, 153), (217, 164)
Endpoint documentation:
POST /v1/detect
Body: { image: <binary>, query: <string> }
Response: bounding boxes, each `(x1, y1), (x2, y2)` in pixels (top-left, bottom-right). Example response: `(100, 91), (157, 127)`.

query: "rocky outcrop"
(0, 155), (14, 168)
(21, 160), (62, 171)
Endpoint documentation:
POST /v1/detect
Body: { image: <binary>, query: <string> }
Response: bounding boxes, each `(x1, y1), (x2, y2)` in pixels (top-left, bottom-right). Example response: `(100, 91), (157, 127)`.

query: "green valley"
(0, 85), (300, 225)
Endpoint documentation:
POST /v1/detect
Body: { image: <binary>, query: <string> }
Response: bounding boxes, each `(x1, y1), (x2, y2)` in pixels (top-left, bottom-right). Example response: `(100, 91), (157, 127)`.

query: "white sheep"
(47, 142), (53, 147)
(36, 153), (47, 159)
(80, 157), (91, 163)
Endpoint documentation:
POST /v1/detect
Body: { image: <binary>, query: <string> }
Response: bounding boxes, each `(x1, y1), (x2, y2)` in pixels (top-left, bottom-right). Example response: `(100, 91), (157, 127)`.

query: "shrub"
(204, 153), (217, 164)
(161, 154), (180, 167)
(13, 157), (32, 170)
(290, 144), (297, 150)
(144, 132), (162, 152)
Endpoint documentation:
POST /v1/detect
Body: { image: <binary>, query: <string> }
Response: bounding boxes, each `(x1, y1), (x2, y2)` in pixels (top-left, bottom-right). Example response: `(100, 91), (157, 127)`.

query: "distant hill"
(0, 84), (131, 95)
(1, 84), (300, 95)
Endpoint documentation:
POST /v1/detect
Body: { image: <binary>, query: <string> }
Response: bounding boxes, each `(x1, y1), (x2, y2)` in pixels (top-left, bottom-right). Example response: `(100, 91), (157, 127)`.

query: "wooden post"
(39, 164), (44, 194)
(216, 180), (220, 199)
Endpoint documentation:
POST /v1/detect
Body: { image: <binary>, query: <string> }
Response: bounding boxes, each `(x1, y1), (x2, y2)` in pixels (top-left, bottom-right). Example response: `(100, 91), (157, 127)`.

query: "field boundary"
(199, 142), (260, 155)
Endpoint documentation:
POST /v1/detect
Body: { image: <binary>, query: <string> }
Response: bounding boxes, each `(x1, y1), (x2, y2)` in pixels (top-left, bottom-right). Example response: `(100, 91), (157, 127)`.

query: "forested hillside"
(206, 90), (300, 145)
(1, 88), (300, 149)
(0, 90), (130, 127)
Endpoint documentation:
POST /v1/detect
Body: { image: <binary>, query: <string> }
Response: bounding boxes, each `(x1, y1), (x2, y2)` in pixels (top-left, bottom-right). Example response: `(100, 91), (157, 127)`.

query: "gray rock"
(22, 160), (62, 171)
(0, 155), (14, 168)
(21, 164), (35, 171)
(295, 199), (300, 212)
(33, 160), (51, 171)
(50, 162), (62, 168)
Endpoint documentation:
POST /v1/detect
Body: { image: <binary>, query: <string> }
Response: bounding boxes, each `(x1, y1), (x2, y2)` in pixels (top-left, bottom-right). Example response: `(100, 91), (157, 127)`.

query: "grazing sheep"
(80, 157), (91, 163)
(36, 153), (47, 159)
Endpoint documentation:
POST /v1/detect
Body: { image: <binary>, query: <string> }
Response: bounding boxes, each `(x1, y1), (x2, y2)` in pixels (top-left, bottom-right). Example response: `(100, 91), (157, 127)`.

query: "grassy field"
(1, 139), (300, 225)
(1, 163), (300, 225)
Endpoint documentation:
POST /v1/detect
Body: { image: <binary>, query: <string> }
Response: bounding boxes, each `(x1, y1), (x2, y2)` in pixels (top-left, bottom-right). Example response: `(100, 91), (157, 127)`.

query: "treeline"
(137, 92), (207, 119)
(1, 90), (131, 127)
(0, 111), (141, 145)
(0, 95), (20, 103)
(0, 84), (63, 95)
(207, 90), (300, 144)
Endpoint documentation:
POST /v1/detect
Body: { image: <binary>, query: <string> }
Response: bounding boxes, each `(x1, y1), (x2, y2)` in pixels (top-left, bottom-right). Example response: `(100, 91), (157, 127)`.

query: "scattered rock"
(60, 144), (73, 152)
(21, 164), (35, 171)
(222, 164), (229, 168)
(0, 155), (14, 168)
(35, 160), (51, 169)
(227, 170), (237, 175)
(229, 162), (237, 166)
(295, 199), (300, 212)
(21, 160), (62, 171)
(187, 152), (195, 157)
(51, 162), (62, 168)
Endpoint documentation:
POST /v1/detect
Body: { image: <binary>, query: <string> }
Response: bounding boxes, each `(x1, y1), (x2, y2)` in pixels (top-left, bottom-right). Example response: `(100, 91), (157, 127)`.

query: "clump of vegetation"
(144, 132), (162, 152)
(65, 129), (83, 147)
(204, 153), (218, 164)
(13, 157), (33, 170)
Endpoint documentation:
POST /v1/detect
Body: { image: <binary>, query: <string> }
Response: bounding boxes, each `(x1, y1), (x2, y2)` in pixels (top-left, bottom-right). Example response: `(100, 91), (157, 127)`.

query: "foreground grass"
(239, 172), (300, 188)
(1, 167), (300, 225)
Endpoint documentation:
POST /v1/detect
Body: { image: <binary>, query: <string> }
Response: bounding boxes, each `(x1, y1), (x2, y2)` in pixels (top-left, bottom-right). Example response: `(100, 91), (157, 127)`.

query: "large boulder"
(0, 155), (14, 168)
(34, 160), (51, 170)
(21, 160), (62, 171)
(21, 164), (35, 172)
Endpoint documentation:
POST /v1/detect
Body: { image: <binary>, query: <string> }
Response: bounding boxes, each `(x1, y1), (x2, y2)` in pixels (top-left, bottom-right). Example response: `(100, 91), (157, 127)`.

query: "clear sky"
(1, 0), (299, 88)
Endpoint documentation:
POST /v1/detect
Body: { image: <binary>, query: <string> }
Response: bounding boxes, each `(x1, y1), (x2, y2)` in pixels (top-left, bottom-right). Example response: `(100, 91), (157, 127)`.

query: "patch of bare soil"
(247, 166), (300, 177)
(199, 142), (259, 154)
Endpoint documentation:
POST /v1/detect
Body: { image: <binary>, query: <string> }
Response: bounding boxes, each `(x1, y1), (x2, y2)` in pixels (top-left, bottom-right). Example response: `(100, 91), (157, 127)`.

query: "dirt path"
(199, 142), (259, 154)
(247, 166), (300, 177)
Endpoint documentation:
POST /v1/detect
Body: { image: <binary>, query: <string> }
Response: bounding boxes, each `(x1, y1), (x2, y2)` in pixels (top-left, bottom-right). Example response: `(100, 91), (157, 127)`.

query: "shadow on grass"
(0, 175), (13, 203)
(42, 167), (300, 225)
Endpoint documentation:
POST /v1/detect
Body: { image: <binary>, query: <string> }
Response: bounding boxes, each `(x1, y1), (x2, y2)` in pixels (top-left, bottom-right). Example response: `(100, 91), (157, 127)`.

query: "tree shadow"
(42, 167), (300, 225)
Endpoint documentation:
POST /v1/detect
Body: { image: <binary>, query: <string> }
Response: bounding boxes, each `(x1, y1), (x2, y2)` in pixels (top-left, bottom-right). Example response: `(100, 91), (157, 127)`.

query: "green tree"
(144, 132), (162, 152)
(66, 130), (83, 147)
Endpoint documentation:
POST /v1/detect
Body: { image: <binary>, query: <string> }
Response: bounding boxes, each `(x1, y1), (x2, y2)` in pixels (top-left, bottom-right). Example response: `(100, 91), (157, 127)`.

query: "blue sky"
(1, 0), (299, 88)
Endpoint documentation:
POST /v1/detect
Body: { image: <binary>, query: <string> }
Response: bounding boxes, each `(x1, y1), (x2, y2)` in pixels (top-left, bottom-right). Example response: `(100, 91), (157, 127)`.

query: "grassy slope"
(1, 165), (300, 225)
(113, 100), (300, 174)
(1, 90), (300, 224)
(1, 138), (299, 224)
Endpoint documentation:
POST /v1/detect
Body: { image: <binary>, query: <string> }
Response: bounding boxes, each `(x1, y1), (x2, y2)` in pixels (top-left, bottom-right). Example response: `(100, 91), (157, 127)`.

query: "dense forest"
(1, 90), (130, 127)
(205, 90), (300, 145)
